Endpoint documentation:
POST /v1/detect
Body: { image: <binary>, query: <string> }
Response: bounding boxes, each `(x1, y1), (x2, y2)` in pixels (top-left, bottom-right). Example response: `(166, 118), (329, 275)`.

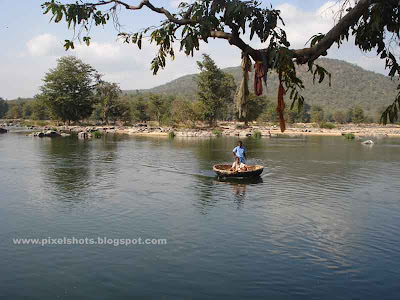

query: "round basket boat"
(213, 164), (264, 178)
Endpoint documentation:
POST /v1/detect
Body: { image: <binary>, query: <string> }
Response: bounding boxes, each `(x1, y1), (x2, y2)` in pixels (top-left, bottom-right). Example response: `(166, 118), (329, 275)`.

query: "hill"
(129, 58), (398, 114)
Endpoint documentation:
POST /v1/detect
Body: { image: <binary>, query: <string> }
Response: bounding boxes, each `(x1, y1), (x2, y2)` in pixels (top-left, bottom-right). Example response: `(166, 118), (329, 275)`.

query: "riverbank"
(6, 122), (400, 138)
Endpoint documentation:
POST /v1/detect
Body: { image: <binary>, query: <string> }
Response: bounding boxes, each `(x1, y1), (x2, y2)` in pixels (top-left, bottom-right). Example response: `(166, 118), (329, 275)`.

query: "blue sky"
(0, 0), (386, 99)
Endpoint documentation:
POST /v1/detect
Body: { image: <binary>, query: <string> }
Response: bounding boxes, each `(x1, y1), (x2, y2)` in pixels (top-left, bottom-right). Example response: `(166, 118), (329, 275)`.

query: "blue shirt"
(233, 146), (246, 159)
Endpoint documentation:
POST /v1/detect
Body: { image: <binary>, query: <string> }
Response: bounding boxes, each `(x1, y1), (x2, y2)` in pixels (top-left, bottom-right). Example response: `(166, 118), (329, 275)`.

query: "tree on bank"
(6, 103), (22, 119)
(196, 54), (235, 126)
(130, 96), (150, 123)
(352, 106), (365, 124)
(94, 79), (123, 124)
(310, 105), (324, 124)
(31, 95), (51, 120)
(40, 56), (97, 124)
(148, 94), (167, 125)
(333, 110), (347, 124)
(0, 98), (9, 118)
(42, 0), (400, 129)
(244, 94), (269, 124)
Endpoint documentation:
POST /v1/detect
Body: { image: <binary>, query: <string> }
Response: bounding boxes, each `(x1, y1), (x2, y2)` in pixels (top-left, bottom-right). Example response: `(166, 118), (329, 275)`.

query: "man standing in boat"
(232, 141), (247, 164)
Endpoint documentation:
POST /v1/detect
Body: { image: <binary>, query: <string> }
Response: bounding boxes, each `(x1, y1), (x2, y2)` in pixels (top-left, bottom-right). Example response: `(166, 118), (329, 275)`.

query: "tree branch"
(93, 0), (197, 25)
(86, 0), (384, 65)
(209, 30), (260, 62)
(292, 0), (375, 63)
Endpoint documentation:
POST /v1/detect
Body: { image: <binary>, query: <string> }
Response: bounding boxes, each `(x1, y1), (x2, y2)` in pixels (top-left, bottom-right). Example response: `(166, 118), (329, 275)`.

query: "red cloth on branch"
(254, 62), (264, 96)
(277, 72), (286, 133)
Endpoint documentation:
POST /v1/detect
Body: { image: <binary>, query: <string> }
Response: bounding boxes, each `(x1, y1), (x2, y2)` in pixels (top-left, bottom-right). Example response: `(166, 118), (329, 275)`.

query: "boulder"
(31, 132), (45, 138)
(362, 140), (375, 145)
(44, 130), (61, 137)
(78, 132), (88, 139)
(0, 127), (7, 134)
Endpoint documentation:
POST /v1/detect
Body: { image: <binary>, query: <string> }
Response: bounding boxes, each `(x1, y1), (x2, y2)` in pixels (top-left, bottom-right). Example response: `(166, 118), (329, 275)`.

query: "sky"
(0, 0), (387, 99)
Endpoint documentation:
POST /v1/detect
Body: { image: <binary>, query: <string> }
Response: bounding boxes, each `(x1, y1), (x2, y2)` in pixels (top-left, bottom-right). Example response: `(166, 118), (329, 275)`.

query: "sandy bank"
(21, 123), (400, 139)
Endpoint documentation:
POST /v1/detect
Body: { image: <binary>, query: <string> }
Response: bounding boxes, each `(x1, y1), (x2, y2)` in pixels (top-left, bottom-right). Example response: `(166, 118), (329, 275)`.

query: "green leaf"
(138, 34), (142, 49)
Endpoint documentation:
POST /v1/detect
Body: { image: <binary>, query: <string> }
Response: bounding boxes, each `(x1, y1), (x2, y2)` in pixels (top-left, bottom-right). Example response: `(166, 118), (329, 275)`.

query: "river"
(1, 130), (400, 299)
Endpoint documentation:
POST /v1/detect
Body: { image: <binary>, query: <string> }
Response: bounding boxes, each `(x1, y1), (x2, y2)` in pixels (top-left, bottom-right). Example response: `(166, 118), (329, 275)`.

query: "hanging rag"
(254, 62), (264, 96)
(260, 50), (269, 91)
(236, 53), (252, 119)
(277, 71), (286, 133)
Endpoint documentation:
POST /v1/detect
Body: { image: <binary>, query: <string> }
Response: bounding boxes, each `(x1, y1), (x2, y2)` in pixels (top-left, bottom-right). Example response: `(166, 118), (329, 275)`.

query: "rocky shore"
(19, 122), (400, 138)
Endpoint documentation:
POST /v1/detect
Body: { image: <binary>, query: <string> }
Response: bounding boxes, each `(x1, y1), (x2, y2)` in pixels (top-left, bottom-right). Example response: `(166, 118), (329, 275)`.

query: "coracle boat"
(213, 164), (264, 178)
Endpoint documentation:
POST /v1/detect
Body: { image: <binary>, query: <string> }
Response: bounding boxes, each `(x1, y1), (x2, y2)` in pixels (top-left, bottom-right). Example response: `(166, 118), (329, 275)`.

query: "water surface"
(1, 131), (400, 299)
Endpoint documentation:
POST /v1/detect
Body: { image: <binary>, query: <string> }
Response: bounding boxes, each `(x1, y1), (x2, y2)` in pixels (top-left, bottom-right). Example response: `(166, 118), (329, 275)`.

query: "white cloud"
(276, 2), (335, 48)
(73, 42), (122, 61)
(26, 34), (62, 57)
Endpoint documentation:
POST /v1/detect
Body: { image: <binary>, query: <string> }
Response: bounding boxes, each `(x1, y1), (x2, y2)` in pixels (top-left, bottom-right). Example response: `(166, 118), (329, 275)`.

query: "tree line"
(0, 55), (375, 126)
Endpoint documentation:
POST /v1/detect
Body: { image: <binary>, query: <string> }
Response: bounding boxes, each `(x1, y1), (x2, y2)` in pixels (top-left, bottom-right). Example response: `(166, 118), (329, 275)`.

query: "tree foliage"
(0, 98), (9, 119)
(41, 0), (400, 127)
(310, 105), (324, 124)
(352, 105), (365, 124)
(40, 56), (97, 124)
(31, 95), (51, 120)
(130, 96), (150, 123)
(148, 94), (168, 125)
(95, 78), (123, 124)
(333, 110), (347, 124)
(244, 93), (268, 124)
(6, 104), (22, 119)
(196, 54), (235, 125)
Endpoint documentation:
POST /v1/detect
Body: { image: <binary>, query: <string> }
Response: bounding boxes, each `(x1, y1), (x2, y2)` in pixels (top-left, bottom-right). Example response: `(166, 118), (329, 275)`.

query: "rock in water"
(44, 130), (61, 137)
(78, 132), (88, 139)
(0, 127), (8, 134)
(362, 140), (374, 145)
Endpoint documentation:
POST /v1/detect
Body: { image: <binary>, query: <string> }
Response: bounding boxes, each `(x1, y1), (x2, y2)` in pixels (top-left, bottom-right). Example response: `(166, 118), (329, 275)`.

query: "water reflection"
(191, 175), (263, 213)
(38, 135), (119, 204)
(213, 177), (263, 209)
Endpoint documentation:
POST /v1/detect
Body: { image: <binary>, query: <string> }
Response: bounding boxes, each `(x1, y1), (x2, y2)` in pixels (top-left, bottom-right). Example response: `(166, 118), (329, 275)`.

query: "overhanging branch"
(292, 0), (375, 63)
(84, 0), (383, 64)
(92, 0), (197, 25)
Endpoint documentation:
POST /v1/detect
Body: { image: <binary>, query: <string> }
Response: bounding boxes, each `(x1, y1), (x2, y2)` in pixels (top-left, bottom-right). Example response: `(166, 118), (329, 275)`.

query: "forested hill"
(132, 58), (398, 114)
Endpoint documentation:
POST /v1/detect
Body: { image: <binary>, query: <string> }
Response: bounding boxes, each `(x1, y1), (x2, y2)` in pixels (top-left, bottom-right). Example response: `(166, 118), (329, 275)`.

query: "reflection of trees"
(38, 135), (118, 202)
(171, 137), (240, 170)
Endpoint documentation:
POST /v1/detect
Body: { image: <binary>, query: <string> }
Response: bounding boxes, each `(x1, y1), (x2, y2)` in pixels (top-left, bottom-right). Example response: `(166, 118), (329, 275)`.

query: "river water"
(1, 130), (400, 299)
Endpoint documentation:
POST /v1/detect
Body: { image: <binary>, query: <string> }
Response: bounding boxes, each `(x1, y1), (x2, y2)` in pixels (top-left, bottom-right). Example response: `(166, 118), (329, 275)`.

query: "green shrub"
(320, 122), (336, 129)
(168, 131), (175, 139)
(212, 129), (222, 136)
(252, 130), (262, 139)
(344, 133), (355, 139)
(93, 131), (102, 138)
